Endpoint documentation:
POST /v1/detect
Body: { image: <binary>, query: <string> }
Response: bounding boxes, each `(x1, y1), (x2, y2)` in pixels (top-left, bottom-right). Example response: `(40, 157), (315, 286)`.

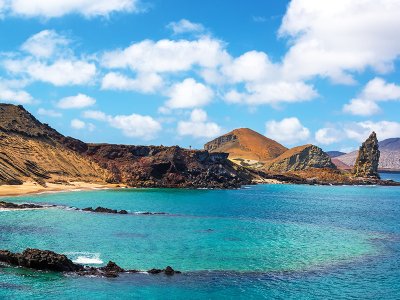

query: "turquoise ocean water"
(1, 175), (400, 299)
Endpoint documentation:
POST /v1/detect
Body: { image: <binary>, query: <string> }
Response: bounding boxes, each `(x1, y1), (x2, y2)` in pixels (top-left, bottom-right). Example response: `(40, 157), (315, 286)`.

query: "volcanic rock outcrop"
(265, 144), (336, 172)
(0, 104), (252, 189)
(352, 132), (380, 178)
(204, 128), (287, 162)
(0, 248), (180, 278)
(334, 137), (400, 171)
(73, 144), (252, 188)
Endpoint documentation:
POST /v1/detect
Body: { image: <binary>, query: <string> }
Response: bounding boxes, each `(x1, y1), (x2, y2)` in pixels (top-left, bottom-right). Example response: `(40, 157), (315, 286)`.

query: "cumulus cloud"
(177, 109), (222, 138)
(108, 114), (161, 139)
(101, 72), (163, 93)
(0, 85), (33, 104)
(21, 30), (69, 58)
(70, 119), (86, 130)
(37, 108), (62, 117)
(83, 110), (108, 121)
(165, 78), (214, 109)
(343, 78), (400, 116)
(5, 58), (96, 86)
(101, 37), (229, 73)
(3, 0), (140, 18)
(225, 81), (317, 106)
(167, 19), (205, 35)
(83, 110), (161, 139)
(265, 117), (310, 145)
(57, 94), (96, 109)
(279, 0), (400, 83)
(316, 120), (400, 145)
(344, 121), (400, 142)
(315, 127), (342, 145)
(221, 51), (277, 83)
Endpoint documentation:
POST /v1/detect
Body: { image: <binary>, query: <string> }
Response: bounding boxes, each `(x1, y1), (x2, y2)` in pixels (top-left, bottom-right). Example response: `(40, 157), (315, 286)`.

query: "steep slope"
(71, 144), (253, 188)
(335, 138), (400, 170)
(352, 132), (380, 178)
(0, 104), (107, 185)
(265, 144), (336, 172)
(204, 128), (287, 162)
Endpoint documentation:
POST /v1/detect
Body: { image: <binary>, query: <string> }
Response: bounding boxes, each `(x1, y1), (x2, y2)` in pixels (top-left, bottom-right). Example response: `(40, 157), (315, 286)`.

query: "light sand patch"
(0, 181), (125, 197)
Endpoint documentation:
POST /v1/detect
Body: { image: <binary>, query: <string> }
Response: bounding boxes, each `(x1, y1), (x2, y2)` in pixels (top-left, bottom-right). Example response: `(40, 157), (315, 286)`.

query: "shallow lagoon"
(1, 183), (400, 299)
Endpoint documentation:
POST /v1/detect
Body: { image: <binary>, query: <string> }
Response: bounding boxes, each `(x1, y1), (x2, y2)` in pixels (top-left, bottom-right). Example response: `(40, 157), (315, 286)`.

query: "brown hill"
(0, 104), (107, 185)
(265, 144), (336, 172)
(204, 128), (287, 162)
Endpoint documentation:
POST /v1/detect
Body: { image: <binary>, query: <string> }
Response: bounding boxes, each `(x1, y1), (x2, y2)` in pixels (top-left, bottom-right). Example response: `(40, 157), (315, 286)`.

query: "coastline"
(0, 181), (124, 198)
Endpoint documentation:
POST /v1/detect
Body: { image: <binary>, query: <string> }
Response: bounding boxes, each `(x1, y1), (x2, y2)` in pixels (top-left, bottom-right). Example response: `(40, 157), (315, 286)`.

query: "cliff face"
(0, 104), (107, 185)
(0, 104), (252, 188)
(72, 144), (252, 188)
(266, 144), (336, 172)
(204, 128), (287, 162)
(335, 137), (400, 171)
(352, 132), (380, 178)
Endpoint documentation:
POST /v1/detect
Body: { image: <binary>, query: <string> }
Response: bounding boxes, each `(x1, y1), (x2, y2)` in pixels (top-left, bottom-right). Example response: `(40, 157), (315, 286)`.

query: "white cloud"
(343, 78), (400, 116)
(101, 72), (163, 93)
(0, 85), (33, 104)
(101, 37), (229, 73)
(82, 109), (161, 139)
(344, 121), (400, 142)
(225, 81), (317, 106)
(315, 127), (342, 145)
(37, 108), (62, 117)
(109, 114), (161, 139)
(57, 94), (96, 109)
(221, 51), (276, 83)
(167, 19), (205, 35)
(21, 30), (69, 58)
(265, 117), (310, 144)
(316, 120), (400, 144)
(279, 0), (400, 83)
(343, 98), (381, 116)
(83, 110), (108, 121)
(165, 78), (214, 109)
(5, 0), (140, 18)
(177, 109), (222, 138)
(70, 119), (86, 130)
(4, 58), (96, 86)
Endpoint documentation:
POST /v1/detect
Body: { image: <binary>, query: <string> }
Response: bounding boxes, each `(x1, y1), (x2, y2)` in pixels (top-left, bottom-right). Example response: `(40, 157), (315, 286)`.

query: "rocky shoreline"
(0, 248), (180, 278)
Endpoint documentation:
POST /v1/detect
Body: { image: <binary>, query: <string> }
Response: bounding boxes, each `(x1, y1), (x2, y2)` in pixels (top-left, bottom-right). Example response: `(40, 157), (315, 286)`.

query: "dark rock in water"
(0, 201), (44, 210)
(352, 132), (380, 179)
(0, 248), (83, 272)
(0, 248), (181, 278)
(82, 207), (128, 215)
(148, 266), (181, 275)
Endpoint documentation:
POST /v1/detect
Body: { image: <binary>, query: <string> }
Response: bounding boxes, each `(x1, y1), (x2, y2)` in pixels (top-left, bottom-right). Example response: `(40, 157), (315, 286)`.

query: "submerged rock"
(0, 248), (83, 272)
(0, 201), (45, 210)
(82, 207), (128, 214)
(352, 132), (380, 179)
(0, 248), (181, 278)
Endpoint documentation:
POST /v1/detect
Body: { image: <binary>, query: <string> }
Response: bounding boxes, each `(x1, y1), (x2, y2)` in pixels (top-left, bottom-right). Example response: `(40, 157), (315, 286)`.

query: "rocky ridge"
(352, 132), (380, 178)
(265, 144), (336, 172)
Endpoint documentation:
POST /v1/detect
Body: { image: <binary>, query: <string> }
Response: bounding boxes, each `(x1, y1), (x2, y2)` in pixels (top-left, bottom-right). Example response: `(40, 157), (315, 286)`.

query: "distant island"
(0, 103), (399, 196)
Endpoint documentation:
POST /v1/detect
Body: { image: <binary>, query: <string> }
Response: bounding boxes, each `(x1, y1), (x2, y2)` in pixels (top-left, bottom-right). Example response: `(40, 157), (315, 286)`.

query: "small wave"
(66, 252), (103, 265)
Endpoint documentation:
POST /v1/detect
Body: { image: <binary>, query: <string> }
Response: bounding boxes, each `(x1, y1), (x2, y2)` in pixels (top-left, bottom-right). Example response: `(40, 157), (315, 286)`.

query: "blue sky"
(1, 0), (400, 152)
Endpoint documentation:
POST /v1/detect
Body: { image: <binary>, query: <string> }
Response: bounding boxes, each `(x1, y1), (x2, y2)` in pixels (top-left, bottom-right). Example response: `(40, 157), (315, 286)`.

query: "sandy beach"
(0, 181), (124, 198)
